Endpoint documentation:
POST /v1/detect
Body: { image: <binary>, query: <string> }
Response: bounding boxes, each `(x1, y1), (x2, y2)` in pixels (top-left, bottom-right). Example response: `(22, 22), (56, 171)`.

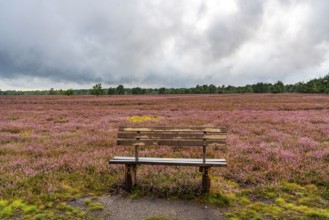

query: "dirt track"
(70, 195), (226, 220)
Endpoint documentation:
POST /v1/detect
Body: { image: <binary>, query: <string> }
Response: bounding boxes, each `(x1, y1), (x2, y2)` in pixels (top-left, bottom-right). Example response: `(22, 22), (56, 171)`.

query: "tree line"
(1, 74), (328, 96)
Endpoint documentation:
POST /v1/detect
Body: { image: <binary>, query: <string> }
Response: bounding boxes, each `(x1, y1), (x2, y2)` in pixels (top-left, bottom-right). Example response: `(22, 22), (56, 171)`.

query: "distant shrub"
(63, 89), (74, 96)
(90, 83), (104, 96)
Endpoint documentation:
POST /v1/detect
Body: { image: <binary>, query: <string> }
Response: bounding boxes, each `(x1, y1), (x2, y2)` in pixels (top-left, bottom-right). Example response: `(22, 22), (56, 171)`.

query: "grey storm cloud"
(0, 0), (329, 90)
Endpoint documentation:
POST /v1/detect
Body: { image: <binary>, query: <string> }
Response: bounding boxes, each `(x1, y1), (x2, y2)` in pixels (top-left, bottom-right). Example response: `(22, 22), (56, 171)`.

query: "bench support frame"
(123, 164), (212, 193)
(200, 167), (211, 193)
(124, 164), (137, 192)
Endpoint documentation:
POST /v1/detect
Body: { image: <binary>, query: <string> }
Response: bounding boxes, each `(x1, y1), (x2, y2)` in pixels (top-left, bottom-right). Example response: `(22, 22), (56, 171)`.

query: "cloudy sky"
(0, 0), (329, 90)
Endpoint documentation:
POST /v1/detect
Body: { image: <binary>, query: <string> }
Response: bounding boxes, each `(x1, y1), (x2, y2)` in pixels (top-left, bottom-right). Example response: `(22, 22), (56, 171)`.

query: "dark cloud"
(0, 0), (328, 90)
(205, 1), (264, 59)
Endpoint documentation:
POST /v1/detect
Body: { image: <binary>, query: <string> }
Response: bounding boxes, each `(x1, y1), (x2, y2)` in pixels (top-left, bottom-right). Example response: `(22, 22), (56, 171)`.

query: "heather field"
(0, 94), (329, 219)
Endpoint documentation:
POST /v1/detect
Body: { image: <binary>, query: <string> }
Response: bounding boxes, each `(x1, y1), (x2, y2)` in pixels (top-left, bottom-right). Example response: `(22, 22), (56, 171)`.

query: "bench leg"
(124, 164), (137, 192)
(200, 167), (211, 193)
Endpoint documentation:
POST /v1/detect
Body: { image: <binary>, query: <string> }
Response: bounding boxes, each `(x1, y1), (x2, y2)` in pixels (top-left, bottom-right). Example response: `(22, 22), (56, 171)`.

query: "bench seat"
(109, 156), (227, 167)
(111, 126), (228, 193)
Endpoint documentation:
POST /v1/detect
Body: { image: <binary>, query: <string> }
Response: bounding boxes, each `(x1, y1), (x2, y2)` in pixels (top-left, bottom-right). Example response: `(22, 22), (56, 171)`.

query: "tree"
(194, 85), (203, 94)
(63, 89), (74, 96)
(159, 87), (166, 94)
(202, 84), (210, 93)
(49, 88), (56, 95)
(107, 87), (115, 95)
(252, 83), (271, 93)
(271, 81), (285, 93)
(90, 83), (104, 96)
(115, 85), (125, 95)
(132, 87), (140, 94)
(209, 84), (217, 93)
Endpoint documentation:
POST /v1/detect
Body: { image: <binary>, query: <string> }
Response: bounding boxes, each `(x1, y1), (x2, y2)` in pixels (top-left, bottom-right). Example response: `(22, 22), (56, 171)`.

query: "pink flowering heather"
(298, 137), (319, 151)
(0, 94), (328, 200)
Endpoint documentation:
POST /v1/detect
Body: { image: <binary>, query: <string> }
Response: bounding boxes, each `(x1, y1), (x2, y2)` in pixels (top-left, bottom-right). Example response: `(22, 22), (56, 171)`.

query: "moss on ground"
(0, 175), (328, 219)
(224, 181), (329, 220)
(203, 192), (231, 206)
(0, 198), (97, 219)
(87, 202), (104, 211)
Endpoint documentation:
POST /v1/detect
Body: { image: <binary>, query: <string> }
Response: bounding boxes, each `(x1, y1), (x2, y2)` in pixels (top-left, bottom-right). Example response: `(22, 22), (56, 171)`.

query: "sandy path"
(70, 195), (226, 220)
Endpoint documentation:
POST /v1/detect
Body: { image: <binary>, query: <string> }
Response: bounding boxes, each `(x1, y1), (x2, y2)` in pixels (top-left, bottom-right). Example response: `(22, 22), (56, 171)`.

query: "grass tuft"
(203, 192), (231, 206)
(88, 202), (104, 211)
(0, 200), (9, 209)
(0, 205), (13, 218)
(22, 205), (38, 214)
(11, 199), (25, 209)
(34, 213), (47, 220)
(305, 210), (329, 219)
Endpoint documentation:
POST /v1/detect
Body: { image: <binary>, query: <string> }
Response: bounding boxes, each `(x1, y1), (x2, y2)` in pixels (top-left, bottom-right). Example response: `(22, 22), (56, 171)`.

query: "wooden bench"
(109, 127), (227, 193)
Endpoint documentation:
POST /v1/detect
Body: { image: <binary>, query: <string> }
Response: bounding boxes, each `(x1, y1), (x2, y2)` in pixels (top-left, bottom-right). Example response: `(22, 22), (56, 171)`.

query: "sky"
(0, 0), (329, 90)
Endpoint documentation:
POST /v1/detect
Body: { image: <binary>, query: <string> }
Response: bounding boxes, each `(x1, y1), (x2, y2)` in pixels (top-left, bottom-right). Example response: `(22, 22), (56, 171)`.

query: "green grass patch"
(0, 199), (92, 219)
(84, 198), (92, 206)
(11, 199), (25, 209)
(56, 202), (75, 212)
(306, 210), (329, 219)
(0, 205), (13, 219)
(22, 204), (38, 214)
(129, 188), (145, 199)
(0, 199), (40, 219)
(0, 200), (9, 209)
(226, 182), (329, 220)
(1, 171), (117, 203)
(0, 167), (328, 220)
(88, 202), (104, 211)
(34, 213), (48, 220)
(203, 192), (231, 206)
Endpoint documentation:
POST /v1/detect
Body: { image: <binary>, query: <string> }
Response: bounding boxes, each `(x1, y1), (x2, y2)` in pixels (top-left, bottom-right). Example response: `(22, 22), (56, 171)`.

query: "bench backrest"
(117, 127), (227, 147)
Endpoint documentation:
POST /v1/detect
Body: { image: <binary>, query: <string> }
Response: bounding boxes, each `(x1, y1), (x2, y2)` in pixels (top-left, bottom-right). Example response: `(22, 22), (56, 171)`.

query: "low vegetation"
(0, 94), (328, 219)
(128, 115), (160, 123)
(1, 74), (329, 95)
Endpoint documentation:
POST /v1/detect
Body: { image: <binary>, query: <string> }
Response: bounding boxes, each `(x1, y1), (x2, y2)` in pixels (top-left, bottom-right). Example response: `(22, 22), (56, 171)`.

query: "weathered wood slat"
(110, 160), (226, 167)
(109, 156), (227, 167)
(118, 133), (227, 140)
(113, 156), (226, 162)
(117, 139), (226, 146)
(119, 127), (226, 133)
(110, 160), (227, 165)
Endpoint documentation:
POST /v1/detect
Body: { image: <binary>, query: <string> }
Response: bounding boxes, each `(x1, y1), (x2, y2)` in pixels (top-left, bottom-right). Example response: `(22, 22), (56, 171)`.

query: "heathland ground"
(0, 94), (328, 219)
